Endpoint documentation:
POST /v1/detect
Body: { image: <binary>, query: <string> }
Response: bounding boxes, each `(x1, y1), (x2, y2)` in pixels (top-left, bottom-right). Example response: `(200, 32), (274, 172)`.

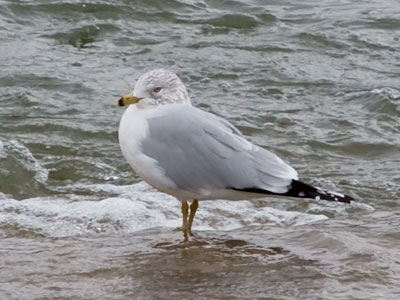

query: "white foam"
(3, 140), (49, 183)
(0, 182), (330, 237)
(308, 198), (374, 214)
(0, 140), (4, 158)
(349, 201), (374, 211)
(371, 87), (400, 100)
(0, 192), (9, 200)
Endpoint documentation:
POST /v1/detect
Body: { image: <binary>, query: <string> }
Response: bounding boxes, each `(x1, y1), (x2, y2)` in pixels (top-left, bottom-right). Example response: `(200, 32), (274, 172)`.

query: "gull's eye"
(153, 87), (161, 93)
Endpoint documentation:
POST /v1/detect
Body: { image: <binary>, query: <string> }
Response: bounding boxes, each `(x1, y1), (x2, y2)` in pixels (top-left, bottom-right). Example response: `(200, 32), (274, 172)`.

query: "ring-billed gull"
(117, 69), (354, 238)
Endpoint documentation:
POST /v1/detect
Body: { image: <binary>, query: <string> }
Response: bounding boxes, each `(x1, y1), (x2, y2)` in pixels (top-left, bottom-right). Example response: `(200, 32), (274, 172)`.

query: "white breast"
(118, 105), (177, 193)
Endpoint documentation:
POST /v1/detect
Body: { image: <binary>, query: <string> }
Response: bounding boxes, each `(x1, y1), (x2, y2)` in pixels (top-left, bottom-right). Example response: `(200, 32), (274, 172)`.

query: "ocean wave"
(371, 87), (400, 100)
(0, 182), (329, 238)
(1, 139), (48, 184)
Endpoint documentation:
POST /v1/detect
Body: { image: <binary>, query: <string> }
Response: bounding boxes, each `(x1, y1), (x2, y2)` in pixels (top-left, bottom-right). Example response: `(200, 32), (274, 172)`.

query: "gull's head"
(117, 69), (190, 108)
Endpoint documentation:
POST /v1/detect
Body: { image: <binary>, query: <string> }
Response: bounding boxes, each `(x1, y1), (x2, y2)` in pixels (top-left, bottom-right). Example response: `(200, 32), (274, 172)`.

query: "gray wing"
(141, 105), (298, 194)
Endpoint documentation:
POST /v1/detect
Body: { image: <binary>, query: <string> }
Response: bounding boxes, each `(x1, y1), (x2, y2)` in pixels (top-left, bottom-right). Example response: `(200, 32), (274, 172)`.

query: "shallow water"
(1, 0), (400, 299)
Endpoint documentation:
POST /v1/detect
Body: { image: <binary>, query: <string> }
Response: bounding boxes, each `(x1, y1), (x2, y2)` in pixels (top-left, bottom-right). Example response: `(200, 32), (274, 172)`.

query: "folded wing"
(141, 105), (298, 196)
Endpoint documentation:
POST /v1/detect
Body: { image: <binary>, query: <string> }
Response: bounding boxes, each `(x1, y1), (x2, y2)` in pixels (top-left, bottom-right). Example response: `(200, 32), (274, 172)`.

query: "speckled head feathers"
(133, 69), (190, 106)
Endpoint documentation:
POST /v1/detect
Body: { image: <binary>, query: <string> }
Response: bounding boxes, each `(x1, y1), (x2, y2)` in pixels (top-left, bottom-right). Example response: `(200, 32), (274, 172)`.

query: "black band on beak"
(118, 98), (124, 107)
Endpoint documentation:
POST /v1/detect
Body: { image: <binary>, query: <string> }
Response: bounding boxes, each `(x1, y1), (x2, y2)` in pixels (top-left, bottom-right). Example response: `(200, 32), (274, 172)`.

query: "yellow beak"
(116, 92), (141, 107)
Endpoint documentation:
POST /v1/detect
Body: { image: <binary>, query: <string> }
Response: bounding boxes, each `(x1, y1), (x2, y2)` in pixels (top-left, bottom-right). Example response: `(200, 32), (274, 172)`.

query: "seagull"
(117, 69), (354, 238)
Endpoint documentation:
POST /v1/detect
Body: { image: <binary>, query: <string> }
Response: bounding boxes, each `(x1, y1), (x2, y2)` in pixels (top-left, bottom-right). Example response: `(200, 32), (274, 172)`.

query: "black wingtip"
(284, 180), (354, 203)
(231, 180), (354, 204)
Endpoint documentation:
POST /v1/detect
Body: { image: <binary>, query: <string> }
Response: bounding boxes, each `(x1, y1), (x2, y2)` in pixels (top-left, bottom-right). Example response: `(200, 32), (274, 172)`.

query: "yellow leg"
(188, 200), (198, 236)
(181, 201), (189, 238)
